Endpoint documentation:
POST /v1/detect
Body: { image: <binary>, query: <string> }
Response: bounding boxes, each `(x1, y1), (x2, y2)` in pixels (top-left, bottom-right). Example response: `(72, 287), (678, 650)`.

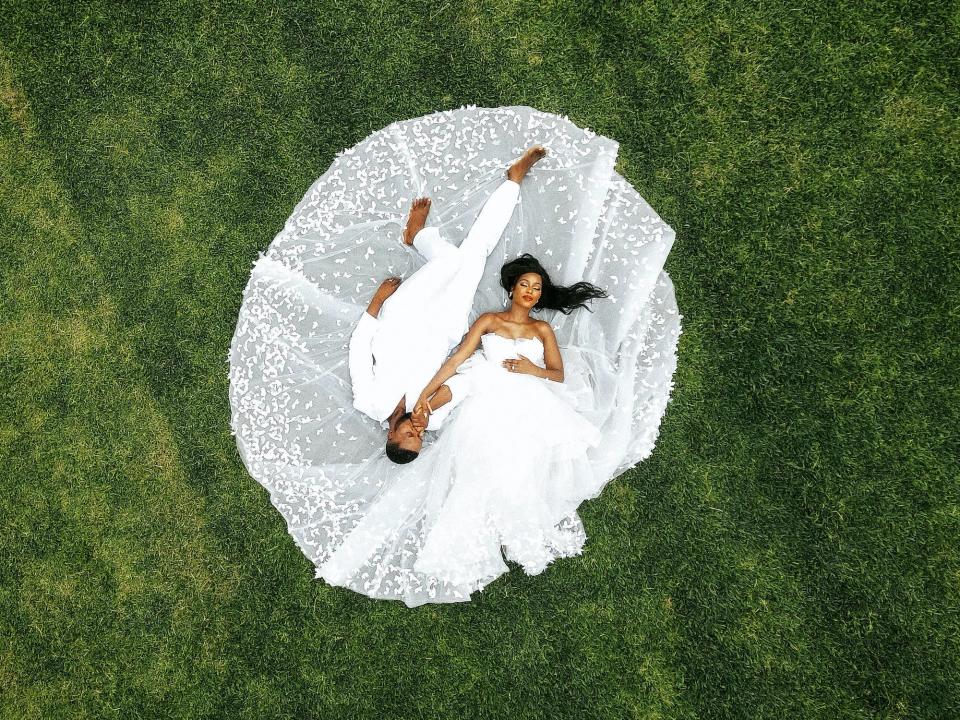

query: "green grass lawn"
(2, 1), (957, 718)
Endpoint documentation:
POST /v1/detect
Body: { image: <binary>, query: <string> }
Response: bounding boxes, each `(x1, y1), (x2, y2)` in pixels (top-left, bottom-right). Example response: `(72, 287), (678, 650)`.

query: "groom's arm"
(348, 314), (381, 420)
(348, 279), (400, 421)
(363, 277), (399, 320)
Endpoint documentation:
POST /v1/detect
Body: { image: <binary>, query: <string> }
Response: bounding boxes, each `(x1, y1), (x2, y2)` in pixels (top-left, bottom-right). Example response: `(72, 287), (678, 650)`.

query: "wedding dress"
(321, 332), (603, 595)
(228, 105), (682, 606)
(411, 333), (604, 583)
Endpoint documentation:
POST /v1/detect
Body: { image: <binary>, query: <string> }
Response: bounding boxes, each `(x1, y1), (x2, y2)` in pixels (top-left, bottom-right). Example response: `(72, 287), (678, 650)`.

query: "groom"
(349, 145), (547, 463)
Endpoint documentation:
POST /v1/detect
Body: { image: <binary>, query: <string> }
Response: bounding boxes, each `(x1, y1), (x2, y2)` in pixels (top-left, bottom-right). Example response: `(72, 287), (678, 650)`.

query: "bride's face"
(512, 272), (542, 309)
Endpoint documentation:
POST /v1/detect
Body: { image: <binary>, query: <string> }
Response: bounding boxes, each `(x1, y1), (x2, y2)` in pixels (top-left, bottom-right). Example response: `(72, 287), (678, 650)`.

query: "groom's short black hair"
(385, 440), (418, 464)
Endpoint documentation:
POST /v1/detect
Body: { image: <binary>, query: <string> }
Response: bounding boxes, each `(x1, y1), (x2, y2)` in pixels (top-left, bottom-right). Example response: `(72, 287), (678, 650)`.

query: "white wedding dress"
(228, 105), (682, 606)
(321, 332), (603, 595)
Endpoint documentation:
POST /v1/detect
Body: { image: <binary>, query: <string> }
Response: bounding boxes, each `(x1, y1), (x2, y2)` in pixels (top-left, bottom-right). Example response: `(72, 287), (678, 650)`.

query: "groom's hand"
(374, 277), (402, 302)
(367, 277), (401, 317)
(410, 405), (429, 435)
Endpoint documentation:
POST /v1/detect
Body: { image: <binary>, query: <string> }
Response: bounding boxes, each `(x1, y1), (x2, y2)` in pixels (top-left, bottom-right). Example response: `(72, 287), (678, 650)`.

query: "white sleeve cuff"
(357, 311), (379, 329)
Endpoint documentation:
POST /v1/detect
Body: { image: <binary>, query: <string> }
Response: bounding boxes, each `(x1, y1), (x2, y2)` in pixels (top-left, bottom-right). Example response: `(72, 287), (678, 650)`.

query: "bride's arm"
(416, 313), (494, 408)
(534, 321), (564, 382)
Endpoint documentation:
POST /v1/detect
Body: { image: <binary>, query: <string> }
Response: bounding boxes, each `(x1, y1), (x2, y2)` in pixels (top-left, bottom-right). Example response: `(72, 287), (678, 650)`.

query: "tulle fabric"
(321, 349), (605, 597)
(413, 339), (604, 583)
(228, 105), (682, 606)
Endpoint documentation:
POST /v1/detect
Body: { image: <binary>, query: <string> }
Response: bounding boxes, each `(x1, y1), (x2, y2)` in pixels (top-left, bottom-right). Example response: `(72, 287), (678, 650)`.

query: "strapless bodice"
(480, 333), (545, 365)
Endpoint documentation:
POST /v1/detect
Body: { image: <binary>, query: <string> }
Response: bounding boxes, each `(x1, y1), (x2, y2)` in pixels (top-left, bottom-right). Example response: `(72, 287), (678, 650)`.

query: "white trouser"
(379, 178), (520, 344)
(373, 179), (521, 412)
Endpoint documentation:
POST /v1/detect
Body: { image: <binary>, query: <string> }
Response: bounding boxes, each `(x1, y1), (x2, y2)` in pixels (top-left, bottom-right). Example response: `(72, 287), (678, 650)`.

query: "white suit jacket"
(348, 228), (472, 430)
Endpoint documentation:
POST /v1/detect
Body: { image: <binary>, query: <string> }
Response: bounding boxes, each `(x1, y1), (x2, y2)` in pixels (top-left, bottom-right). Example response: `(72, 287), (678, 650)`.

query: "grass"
(1, 1), (958, 717)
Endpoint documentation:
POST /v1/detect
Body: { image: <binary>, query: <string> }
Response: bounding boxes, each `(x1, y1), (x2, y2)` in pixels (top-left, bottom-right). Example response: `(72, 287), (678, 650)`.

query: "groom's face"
(388, 413), (424, 453)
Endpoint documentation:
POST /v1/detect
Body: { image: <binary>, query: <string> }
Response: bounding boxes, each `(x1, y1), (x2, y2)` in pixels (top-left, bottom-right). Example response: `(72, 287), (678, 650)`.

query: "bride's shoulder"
(533, 319), (556, 338)
(471, 312), (500, 332)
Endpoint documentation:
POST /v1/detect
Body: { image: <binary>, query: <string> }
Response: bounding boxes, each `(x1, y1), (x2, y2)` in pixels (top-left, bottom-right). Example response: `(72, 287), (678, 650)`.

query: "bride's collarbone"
(486, 316), (542, 341)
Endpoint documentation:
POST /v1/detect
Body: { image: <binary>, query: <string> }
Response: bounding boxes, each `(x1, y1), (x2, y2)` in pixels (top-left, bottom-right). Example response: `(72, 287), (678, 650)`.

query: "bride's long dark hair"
(500, 253), (608, 314)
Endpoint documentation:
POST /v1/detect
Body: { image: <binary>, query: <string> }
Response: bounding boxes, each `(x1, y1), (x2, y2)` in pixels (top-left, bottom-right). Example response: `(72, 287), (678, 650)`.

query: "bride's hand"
(414, 392), (430, 414)
(503, 354), (538, 376)
(410, 405), (429, 435)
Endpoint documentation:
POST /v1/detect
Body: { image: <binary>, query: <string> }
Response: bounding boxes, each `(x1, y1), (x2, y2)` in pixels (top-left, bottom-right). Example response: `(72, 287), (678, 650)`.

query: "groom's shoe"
(403, 197), (432, 246)
(506, 145), (547, 183)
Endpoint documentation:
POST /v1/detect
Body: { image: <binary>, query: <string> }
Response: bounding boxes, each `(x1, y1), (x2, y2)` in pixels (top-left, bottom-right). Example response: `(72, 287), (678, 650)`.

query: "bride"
(405, 253), (611, 585)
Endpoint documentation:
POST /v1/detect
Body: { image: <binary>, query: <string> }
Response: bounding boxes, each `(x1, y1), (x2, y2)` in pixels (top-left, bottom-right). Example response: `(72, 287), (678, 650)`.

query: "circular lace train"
(228, 105), (682, 607)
